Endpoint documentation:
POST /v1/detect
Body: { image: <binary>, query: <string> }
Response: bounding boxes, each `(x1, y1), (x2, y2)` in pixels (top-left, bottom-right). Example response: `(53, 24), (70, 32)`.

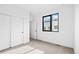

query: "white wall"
(0, 4), (26, 17)
(74, 5), (79, 53)
(31, 4), (74, 48)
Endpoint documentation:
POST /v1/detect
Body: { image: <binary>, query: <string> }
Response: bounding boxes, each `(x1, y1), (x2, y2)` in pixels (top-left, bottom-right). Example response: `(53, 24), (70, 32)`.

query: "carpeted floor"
(0, 39), (74, 54)
(28, 39), (74, 54)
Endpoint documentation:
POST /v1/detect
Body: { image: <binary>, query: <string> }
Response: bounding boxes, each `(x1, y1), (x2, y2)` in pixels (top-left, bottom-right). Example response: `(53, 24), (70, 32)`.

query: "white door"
(0, 15), (10, 51)
(30, 20), (37, 39)
(11, 16), (24, 47)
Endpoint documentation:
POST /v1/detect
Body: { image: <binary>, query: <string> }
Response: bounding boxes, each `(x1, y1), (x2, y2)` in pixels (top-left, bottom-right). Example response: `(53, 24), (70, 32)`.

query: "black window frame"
(42, 13), (59, 32)
(42, 15), (52, 32)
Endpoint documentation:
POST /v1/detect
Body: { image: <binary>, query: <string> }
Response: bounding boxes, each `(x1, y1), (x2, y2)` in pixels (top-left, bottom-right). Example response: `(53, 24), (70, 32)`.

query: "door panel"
(0, 15), (10, 50)
(11, 16), (24, 47)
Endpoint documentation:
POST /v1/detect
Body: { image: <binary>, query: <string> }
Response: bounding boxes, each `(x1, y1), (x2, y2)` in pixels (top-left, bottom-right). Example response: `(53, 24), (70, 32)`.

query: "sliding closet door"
(0, 15), (10, 51)
(11, 17), (24, 47)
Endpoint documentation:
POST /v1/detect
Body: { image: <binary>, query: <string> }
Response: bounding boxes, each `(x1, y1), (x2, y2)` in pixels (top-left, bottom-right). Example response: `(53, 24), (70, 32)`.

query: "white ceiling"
(17, 4), (62, 15)
(28, 4), (61, 15)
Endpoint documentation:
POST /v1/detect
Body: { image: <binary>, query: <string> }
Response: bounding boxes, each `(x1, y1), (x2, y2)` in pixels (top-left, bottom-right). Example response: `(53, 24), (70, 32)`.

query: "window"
(42, 13), (59, 32)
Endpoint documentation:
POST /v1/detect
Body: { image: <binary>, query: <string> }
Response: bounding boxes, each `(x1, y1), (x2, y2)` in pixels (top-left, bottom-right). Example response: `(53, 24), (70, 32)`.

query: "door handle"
(22, 32), (24, 33)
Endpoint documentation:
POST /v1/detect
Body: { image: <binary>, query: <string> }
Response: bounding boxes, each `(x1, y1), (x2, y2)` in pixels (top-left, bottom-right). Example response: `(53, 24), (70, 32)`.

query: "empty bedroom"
(0, 4), (79, 54)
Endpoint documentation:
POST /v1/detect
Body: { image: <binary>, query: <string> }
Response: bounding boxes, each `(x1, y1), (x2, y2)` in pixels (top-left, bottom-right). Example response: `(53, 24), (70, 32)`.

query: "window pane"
(44, 16), (50, 30)
(52, 13), (59, 32)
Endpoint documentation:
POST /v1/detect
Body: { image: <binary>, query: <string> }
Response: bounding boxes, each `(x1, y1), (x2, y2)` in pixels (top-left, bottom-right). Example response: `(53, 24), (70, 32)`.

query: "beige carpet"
(0, 39), (74, 54)
(28, 39), (74, 54)
(27, 49), (44, 54)
(1, 45), (44, 54)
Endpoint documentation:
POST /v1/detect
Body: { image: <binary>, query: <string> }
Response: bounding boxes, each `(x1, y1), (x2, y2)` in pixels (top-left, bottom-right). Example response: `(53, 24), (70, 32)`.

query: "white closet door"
(11, 17), (24, 47)
(0, 15), (10, 51)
